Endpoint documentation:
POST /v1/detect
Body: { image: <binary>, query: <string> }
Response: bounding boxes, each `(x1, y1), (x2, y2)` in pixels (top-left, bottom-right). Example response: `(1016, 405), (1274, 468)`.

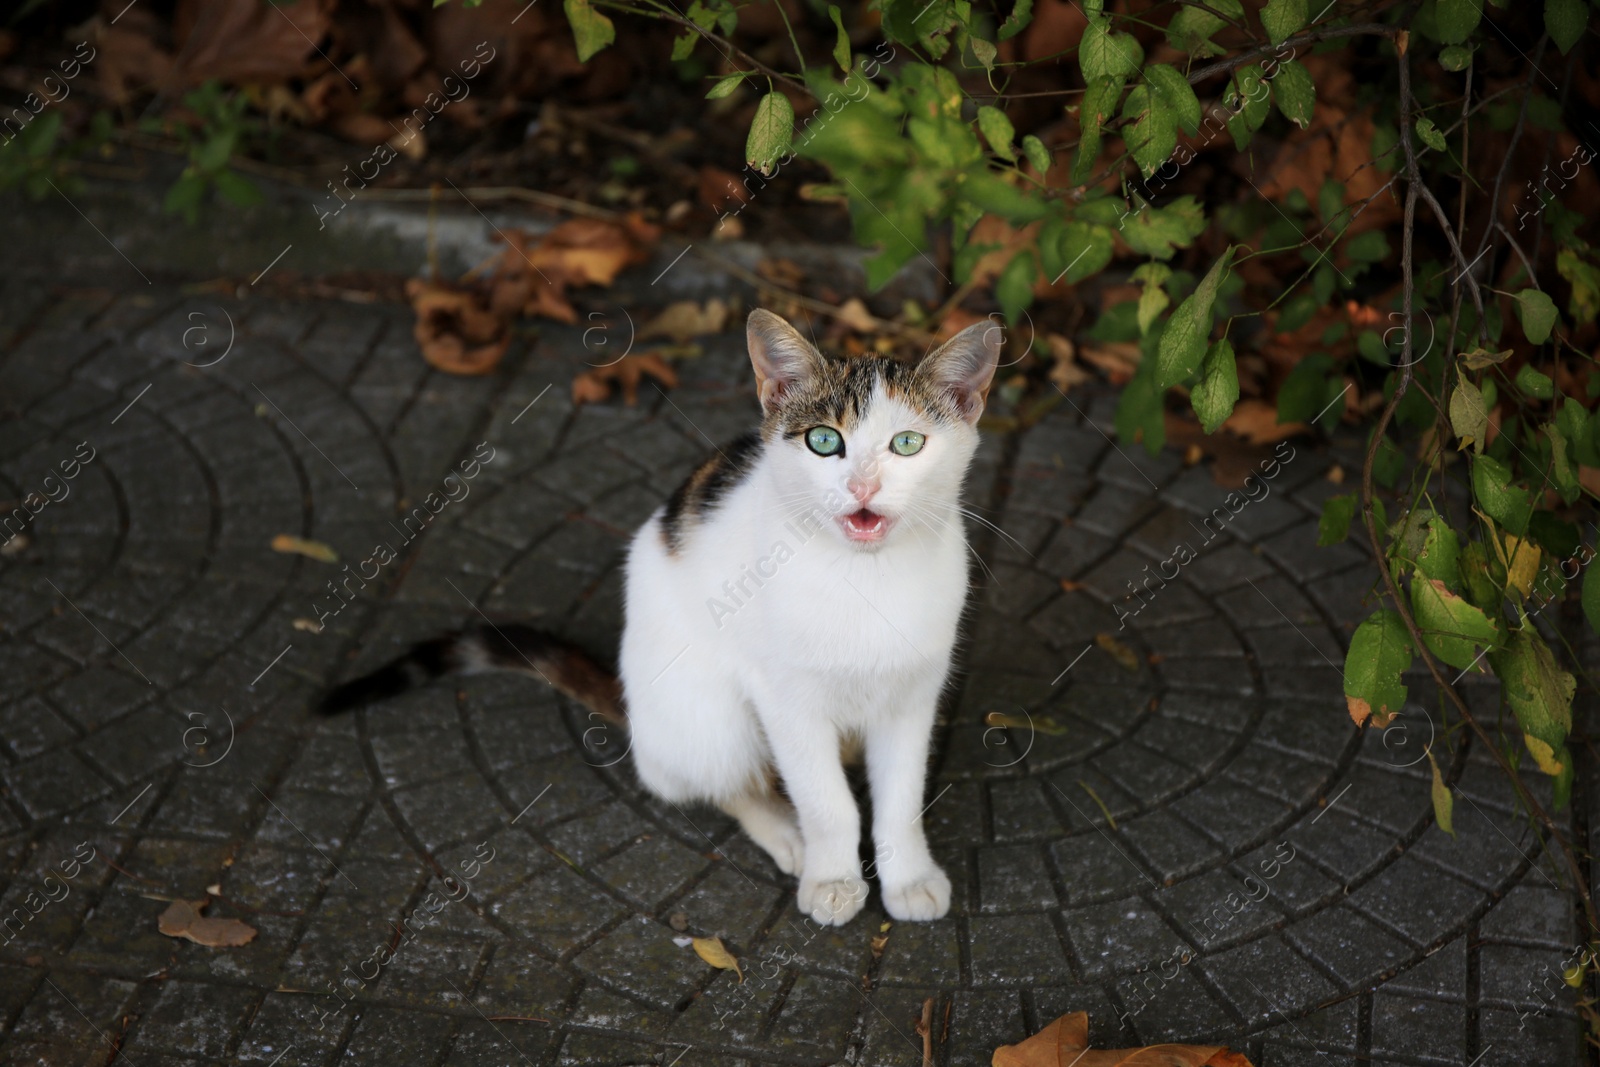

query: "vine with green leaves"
(550, 0), (1600, 972)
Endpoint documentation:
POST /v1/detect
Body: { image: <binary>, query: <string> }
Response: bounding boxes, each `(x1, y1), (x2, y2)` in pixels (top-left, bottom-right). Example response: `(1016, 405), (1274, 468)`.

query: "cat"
(321, 309), (1002, 926)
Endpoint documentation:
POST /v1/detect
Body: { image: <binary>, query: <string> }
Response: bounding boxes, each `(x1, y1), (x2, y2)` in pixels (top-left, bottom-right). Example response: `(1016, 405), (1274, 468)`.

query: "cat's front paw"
(797, 876), (868, 926)
(882, 866), (951, 921)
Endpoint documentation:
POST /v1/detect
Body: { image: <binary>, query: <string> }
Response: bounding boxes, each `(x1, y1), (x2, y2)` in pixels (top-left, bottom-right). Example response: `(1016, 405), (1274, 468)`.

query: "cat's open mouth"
(840, 508), (891, 543)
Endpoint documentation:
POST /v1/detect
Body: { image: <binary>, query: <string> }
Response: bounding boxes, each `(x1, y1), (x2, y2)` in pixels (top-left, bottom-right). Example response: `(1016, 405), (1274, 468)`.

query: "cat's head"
(747, 309), (1002, 550)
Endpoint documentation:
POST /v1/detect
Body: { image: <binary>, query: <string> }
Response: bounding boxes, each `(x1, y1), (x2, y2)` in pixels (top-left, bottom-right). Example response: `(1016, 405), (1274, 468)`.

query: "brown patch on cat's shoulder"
(660, 431), (761, 553)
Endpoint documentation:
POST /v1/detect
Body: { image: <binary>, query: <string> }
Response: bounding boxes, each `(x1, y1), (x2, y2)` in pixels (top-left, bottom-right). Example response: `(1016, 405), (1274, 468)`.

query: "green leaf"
(671, 30), (697, 60)
(1584, 553), (1600, 634)
(1411, 577), (1500, 670)
(970, 36), (998, 72)
(996, 249), (1036, 325)
(1515, 364), (1554, 399)
(746, 91), (795, 175)
(1272, 59), (1314, 128)
(1120, 84), (1175, 178)
(1143, 64), (1202, 136)
(163, 171), (206, 222)
(1473, 453), (1533, 535)
(828, 5), (851, 72)
(1416, 518), (1461, 585)
(1114, 368), (1166, 456)
(1557, 248), (1600, 322)
(1118, 194), (1206, 259)
(1459, 346), (1513, 370)
(998, 0), (1034, 40)
(1223, 64), (1271, 150)
(1190, 337), (1239, 433)
(1276, 354), (1341, 427)
(1021, 134), (1052, 175)
(1439, 44), (1474, 70)
(564, 0), (616, 62)
(212, 169), (261, 208)
(1166, 0), (1243, 55)
(1449, 370), (1488, 453)
(1155, 247), (1234, 389)
(962, 172), (1051, 222)
(1511, 288), (1558, 344)
(1043, 219), (1114, 284)
(1260, 0), (1308, 45)
(1133, 263), (1172, 336)
(977, 106), (1017, 162)
(1545, 0), (1587, 54)
(1344, 610), (1413, 726)
(1415, 116), (1448, 152)
(1492, 624), (1574, 787)
(706, 71), (753, 99)
(1079, 15), (1144, 80)
(1427, 748), (1455, 836)
(1436, 0), (1484, 43)
(1072, 75), (1123, 183)
(1344, 228), (1389, 262)
(1318, 493), (1357, 546)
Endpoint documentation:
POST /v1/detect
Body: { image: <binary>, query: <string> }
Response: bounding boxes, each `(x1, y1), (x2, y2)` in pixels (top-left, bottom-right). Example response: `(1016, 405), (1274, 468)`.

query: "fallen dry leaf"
(158, 898), (257, 948)
(640, 299), (732, 343)
(292, 617), (323, 632)
(834, 298), (879, 334)
(691, 935), (743, 982)
(1095, 632), (1140, 673)
(405, 278), (511, 375)
(993, 1011), (1253, 1067)
(572, 353), (680, 406)
(1326, 464), (1346, 484)
(1078, 341), (1141, 386)
(1047, 334), (1089, 394)
(270, 534), (339, 563)
(1221, 399), (1306, 445)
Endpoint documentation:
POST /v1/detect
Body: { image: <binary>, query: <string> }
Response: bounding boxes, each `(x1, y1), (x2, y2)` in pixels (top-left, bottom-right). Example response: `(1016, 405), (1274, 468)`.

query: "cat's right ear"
(747, 309), (822, 414)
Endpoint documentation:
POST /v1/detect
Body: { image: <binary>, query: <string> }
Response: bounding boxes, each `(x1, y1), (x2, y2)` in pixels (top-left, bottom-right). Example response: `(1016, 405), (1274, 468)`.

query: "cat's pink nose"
(847, 478), (879, 506)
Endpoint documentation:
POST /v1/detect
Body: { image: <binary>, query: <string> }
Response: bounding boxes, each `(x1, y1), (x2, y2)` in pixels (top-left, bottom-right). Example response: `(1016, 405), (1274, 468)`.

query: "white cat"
(322, 309), (1002, 926)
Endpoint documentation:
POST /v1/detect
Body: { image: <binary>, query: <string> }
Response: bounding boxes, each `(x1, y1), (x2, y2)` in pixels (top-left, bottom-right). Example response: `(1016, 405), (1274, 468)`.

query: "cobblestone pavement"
(0, 210), (1592, 1066)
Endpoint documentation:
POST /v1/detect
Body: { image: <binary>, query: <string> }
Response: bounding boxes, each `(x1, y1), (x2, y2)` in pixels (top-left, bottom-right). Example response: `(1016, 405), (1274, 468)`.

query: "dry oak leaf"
(526, 215), (660, 289)
(270, 534), (339, 563)
(691, 935), (743, 982)
(640, 299), (732, 343)
(405, 278), (511, 376)
(571, 353), (680, 406)
(158, 898), (257, 948)
(993, 1011), (1252, 1067)
(1095, 632), (1140, 673)
(170, 0), (334, 89)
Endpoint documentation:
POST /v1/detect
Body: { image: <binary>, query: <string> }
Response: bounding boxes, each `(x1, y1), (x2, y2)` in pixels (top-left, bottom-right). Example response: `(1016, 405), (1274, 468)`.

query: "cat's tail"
(316, 623), (625, 725)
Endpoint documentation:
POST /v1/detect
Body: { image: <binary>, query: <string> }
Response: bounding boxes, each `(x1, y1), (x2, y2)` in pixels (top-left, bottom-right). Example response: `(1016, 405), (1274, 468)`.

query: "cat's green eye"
(891, 431), (925, 456)
(805, 426), (844, 456)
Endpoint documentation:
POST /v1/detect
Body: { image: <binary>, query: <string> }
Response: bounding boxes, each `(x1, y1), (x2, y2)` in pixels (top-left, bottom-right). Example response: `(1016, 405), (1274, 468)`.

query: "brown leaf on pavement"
(572, 353), (680, 406)
(690, 935), (743, 982)
(158, 898), (258, 948)
(270, 534), (339, 563)
(405, 278), (511, 375)
(993, 1011), (1253, 1067)
(640, 299), (732, 342)
(1095, 632), (1140, 673)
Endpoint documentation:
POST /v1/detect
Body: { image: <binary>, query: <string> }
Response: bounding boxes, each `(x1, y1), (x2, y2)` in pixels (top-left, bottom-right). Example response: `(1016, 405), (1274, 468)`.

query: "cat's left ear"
(918, 320), (1004, 424)
(748, 309), (824, 414)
